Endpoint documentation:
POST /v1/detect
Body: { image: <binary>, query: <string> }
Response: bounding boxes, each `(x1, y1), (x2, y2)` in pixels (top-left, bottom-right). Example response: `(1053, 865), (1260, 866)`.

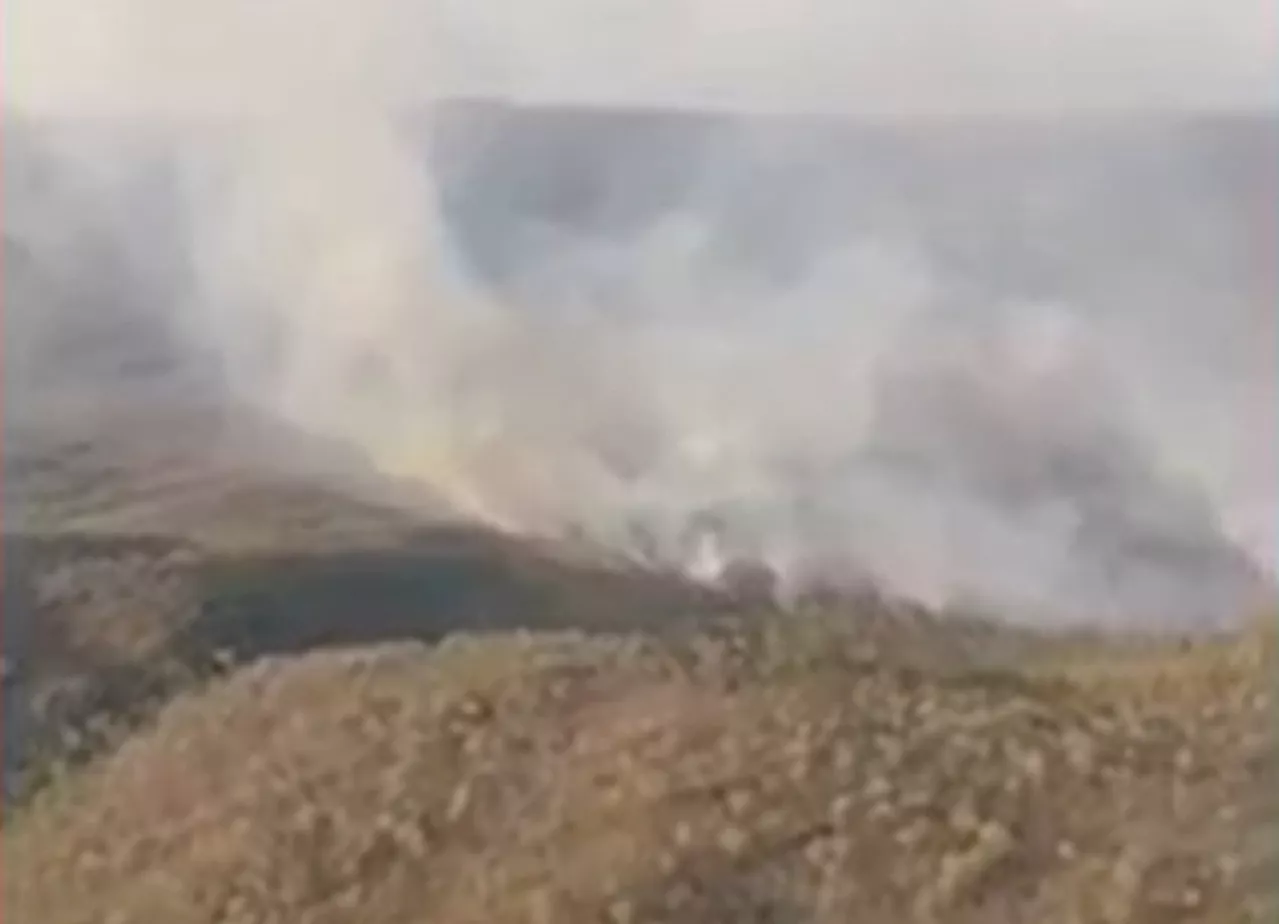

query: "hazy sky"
(5, 0), (1275, 116)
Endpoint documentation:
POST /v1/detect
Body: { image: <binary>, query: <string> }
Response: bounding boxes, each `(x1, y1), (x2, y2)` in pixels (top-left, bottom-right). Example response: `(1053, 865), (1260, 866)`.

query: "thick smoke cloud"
(3, 1), (1275, 626)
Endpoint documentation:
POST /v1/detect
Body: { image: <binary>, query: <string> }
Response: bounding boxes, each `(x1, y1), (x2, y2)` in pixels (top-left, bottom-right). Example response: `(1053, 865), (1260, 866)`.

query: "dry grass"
(6, 408), (1275, 922)
(2, 524), (726, 803)
(7, 613), (1274, 924)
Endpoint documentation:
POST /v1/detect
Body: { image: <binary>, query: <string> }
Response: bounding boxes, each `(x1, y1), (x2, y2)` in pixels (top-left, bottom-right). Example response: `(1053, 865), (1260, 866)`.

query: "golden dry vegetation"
(3, 421), (1276, 924)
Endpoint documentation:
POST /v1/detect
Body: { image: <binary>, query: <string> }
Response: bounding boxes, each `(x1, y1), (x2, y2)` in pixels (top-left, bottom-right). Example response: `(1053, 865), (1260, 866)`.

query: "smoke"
(4, 0), (1275, 627)
(6, 0), (1275, 113)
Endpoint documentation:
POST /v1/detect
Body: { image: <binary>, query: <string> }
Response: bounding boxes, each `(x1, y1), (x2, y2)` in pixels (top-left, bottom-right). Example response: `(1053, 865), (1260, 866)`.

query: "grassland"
(3, 408), (1275, 923)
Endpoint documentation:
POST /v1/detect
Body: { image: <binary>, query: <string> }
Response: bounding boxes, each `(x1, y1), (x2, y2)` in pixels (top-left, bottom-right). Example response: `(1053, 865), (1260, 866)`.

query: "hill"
(3, 102), (1275, 922)
(7, 613), (1275, 923)
(3, 387), (1275, 921)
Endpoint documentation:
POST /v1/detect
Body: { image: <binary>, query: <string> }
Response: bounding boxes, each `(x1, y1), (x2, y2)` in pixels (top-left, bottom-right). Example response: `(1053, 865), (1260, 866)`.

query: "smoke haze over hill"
(3, 2), (1275, 626)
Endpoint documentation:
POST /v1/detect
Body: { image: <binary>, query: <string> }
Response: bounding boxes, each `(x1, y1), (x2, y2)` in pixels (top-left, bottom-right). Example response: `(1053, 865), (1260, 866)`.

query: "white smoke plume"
(4, 0), (1275, 626)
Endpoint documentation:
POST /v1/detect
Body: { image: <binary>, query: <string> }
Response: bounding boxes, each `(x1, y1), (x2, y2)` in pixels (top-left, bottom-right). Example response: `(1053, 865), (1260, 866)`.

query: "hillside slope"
(4, 387), (1275, 922)
(4, 105), (1275, 922)
(8, 614), (1275, 924)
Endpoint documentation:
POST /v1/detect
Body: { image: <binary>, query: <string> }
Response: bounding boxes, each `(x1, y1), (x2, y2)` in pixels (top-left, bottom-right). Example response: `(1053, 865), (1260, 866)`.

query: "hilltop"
(3, 393), (1275, 922)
